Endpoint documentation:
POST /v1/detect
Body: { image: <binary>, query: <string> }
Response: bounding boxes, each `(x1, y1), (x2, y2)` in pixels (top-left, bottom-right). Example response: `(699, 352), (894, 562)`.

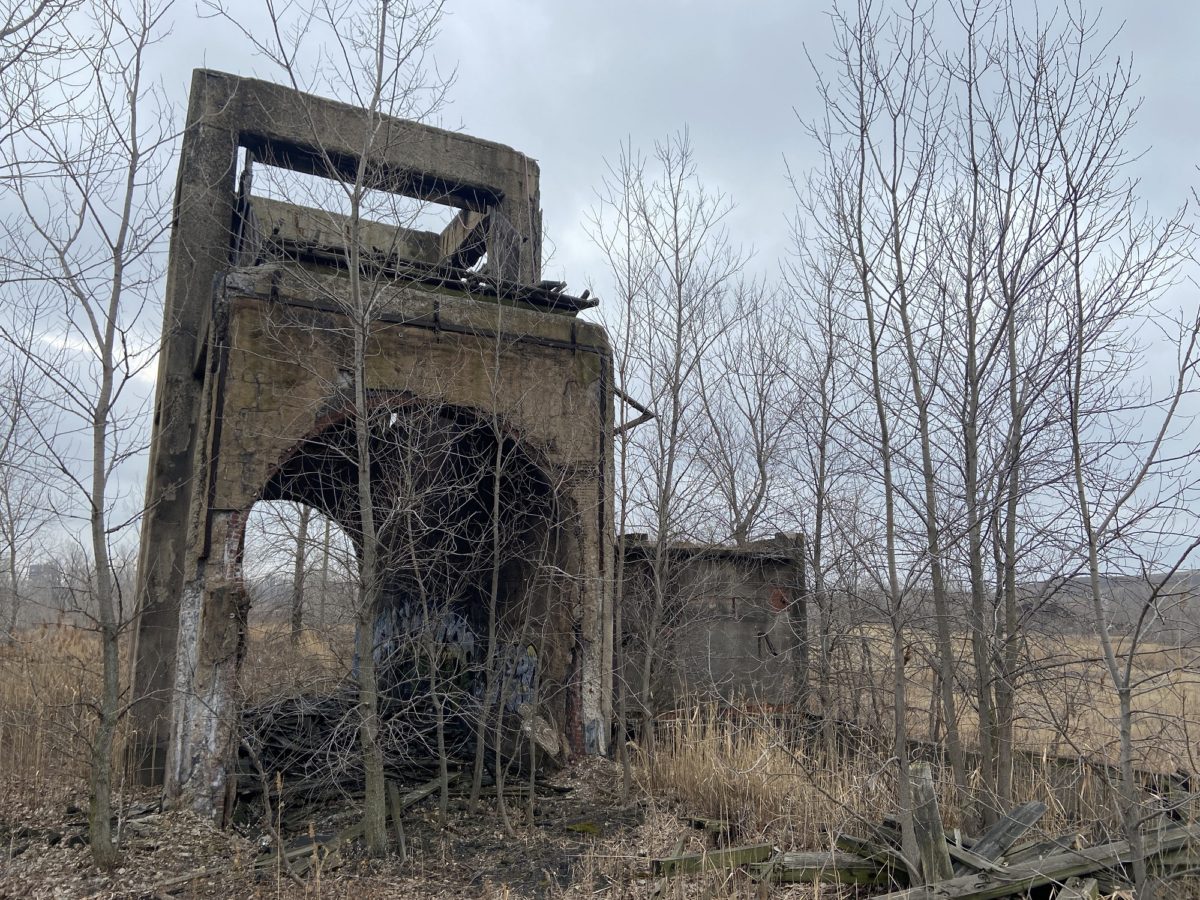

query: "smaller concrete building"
(620, 534), (807, 714)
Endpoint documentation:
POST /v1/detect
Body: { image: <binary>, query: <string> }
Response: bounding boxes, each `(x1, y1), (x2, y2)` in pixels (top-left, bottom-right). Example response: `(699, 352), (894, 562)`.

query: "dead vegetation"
(3, 625), (1199, 898)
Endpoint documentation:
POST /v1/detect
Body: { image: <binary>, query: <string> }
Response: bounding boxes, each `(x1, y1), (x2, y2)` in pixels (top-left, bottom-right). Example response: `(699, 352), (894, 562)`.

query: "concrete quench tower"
(131, 70), (614, 814)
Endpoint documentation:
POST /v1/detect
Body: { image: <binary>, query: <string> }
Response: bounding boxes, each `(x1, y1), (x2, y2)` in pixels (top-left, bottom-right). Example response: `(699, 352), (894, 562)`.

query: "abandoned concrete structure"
(621, 535), (807, 712)
(131, 70), (614, 814)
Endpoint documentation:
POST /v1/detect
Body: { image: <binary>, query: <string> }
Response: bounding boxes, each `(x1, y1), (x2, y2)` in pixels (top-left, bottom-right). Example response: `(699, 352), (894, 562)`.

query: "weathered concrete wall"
(131, 69), (612, 810)
(163, 267), (612, 814)
(622, 540), (806, 713)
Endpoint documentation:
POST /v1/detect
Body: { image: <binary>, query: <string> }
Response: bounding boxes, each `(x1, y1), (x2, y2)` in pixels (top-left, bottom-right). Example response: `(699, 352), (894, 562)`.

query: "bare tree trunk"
(89, 339), (120, 869)
(790, 534), (810, 715)
(351, 250), (387, 857)
(319, 517), (330, 630)
(637, 565), (664, 756)
(613, 533), (631, 799)
(5, 543), (18, 639)
(470, 431), (506, 811)
(817, 586), (836, 760)
(290, 504), (311, 646)
(890, 209), (969, 805)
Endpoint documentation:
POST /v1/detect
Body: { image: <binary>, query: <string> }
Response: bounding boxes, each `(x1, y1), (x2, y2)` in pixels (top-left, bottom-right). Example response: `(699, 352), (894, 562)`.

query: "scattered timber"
(747, 851), (893, 885)
(650, 764), (1200, 898)
(958, 801), (1046, 872)
(684, 815), (732, 836)
(650, 843), (774, 877)
(876, 821), (1200, 899)
(911, 761), (953, 883)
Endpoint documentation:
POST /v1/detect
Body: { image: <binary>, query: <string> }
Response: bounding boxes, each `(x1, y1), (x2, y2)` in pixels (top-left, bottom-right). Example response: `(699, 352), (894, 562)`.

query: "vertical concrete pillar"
(130, 73), (239, 784)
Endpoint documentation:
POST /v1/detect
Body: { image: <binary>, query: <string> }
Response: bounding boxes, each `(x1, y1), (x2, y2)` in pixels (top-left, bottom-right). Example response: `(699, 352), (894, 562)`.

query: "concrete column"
(130, 73), (239, 784)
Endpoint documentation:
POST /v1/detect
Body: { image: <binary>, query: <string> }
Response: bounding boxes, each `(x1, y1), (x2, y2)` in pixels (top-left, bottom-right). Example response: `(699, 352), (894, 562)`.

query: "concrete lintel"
(247, 196), (443, 265)
(222, 264), (611, 350)
(195, 69), (538, 213)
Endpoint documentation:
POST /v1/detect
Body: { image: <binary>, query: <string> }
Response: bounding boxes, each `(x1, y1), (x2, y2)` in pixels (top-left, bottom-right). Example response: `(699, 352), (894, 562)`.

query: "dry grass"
(642, 704), (892, 846)
(238, 621), (353, 704)
(826, 624), (1200, 774)
(3, 623), (1197, 898)
(637, 703), (1112, 844)
(0, 621), (353, 811)
(0, 625), (120, 804)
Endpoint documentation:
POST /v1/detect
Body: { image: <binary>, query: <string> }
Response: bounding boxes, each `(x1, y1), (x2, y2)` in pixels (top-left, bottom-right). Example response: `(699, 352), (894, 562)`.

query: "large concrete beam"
(195, 69), (541, 282)
(438, 209), (489, 269)
(245, 196), (443, 265)
(197, 70), (525, 207)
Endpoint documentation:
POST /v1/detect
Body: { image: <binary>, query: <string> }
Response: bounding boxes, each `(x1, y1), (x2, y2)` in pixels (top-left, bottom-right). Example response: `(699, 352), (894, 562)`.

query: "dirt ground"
(0, 758), (847, 900)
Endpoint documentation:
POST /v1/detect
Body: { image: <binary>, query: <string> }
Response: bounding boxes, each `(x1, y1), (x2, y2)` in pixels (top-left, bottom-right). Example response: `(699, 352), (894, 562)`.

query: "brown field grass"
(4, 621), (1195, 814)
(2, 622), (1198, 898)
(0, 622), (352, 807)
(642, 703), (1107, 843)
(825, 624), (1200, 774)
(238, 621), (353, 703)
(0, 625), (120, 799)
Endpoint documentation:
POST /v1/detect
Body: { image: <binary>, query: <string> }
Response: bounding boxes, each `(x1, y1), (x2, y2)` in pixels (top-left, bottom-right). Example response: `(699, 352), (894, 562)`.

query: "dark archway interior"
(234, 399), (562, 792)
(257, 398), (557, 702)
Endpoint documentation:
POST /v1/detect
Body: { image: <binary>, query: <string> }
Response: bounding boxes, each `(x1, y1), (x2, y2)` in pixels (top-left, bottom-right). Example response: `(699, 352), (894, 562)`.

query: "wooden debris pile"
(233, 687), (488, 827)
(649, 762), (1200, 897)
(236, 684), (563, 821)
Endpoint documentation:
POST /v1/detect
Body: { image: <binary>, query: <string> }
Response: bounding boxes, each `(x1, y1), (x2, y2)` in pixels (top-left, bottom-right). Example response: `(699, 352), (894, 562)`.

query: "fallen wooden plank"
(684, 816), (731, 835)
(650, 835), (686, 899)
(911, 761), (953, 883)
(883, 814), (981, 852)
(252, 834), (337, 870)
(1151, 845), (1200, 870)
(650, 842), (774, 877)
(875, 821), (1200, 899)
(385, 781), (408, 862)
(747, 851), (891, 885)
(835, 833), (911, 874)
(876, 817), (1002, 880)
(1057, 876), (1099, 899)
(396, 774), (458, 809)
(287, 820), (363, 877)
(960, 801), (1046, 873)
(1004, 832), (1086, 865)
(945, 841), (1006, 874)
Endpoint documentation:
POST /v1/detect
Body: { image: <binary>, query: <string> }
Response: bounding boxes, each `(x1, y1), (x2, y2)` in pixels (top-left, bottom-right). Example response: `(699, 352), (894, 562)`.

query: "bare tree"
(0, 0), (175, 867)
(588, 137), (654, 799)
(782, 214), (870, 758)
(0, 0), (80, 139)
(801, 1), (1199, 872)
(591, 130), (744, 751)
(1052, 54), (1198, 888)
(0, 344), (54, 638)
(696, 279), (793, 547)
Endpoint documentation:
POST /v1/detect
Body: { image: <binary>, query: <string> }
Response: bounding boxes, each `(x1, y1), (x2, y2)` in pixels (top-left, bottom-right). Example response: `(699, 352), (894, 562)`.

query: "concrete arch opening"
(168, 398), (574, 808)
(260, 397), (562, 696)
(238, 501), (357, 702)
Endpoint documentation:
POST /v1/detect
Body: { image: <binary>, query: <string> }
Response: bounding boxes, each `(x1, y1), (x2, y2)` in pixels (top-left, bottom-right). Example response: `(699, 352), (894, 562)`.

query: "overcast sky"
(8, 0), (1198, 557)
(167, 0), (1200, 299)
